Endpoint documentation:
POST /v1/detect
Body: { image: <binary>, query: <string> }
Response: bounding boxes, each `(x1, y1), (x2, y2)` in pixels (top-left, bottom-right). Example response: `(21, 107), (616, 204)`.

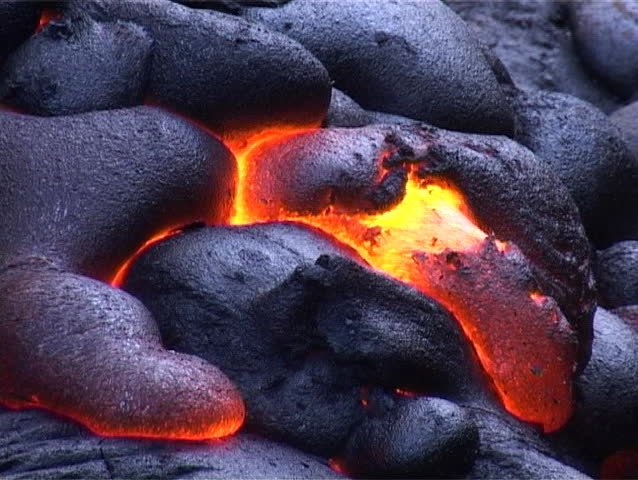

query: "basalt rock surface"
(445, 0), (620, 113)
(595, 242), (638, 309)
(1, 0), (331, 136)
(122, 222), (590, 479)
(1, 16), (153, 116)
(123, 223), (482, 460)
(0, 106), (235, 282)
(243, 0), (514, 135)
(0, 259), (244, 440)
(511, 89), (638, 248)
(560, 308), (638, 463)
(610, 101), (638, 161)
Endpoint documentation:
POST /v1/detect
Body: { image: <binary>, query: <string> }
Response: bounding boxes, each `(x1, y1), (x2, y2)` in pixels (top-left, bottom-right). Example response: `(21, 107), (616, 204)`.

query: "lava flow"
(229, 129), (578, 433)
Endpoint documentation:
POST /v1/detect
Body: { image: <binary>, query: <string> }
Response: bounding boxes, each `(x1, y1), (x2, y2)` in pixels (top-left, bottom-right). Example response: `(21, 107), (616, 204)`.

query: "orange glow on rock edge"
(230, 128), (578, 433)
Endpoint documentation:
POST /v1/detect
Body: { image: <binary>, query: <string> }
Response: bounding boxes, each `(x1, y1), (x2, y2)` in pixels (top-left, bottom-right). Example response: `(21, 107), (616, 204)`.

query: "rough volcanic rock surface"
(0, 16), (152, 116)
(0, 106), (235, 282)
(610, 101), (638, 161)
(562, 308), (638, 461)
(595, 241), (638, 308)
(445, 0), (620, 113)
(122, 222), (594, 479)
(243, 0), (514, 135)
(342, 397), (480, 479)
(54, 0), (331, 136)
(569, 0), (638, 99)
(0, 407), (337, 480)
(324, 88), (371, 128)
(511, 90), (638, 247)
(0, 1), (39, 66)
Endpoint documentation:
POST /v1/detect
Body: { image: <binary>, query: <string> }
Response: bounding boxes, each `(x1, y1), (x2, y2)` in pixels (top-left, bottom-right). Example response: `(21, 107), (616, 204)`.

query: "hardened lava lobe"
(0, 105), (243, 440)
(0, 106), (235, 282)
(1, 0), (332, 135)
(0, 259), (245, 440)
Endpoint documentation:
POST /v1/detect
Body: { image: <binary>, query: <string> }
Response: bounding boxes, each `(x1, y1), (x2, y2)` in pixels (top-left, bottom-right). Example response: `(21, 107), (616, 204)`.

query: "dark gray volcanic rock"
(56, 0), (331, 136)
(0, 1), (39, 66)
(446, 0), (620, 113)
(0, 258), (244, 441)
(595, 241), (638, 308)
(243, 0), (515, 136)
(0, 106), (235, 282)
(467, 405), (591, 480)
(0, 16), (152, 115)
(562, 308), (638, 462)
(569, 0), (638, 99)
(511, 90), (638, 247)
(123, 223), (482, 463)
(342, 397), (479, 479)
(610, 101), (638, 160)
(0, 407), (337, 480)
(243, 124), (596, 369)
(324, 88), (371, 128)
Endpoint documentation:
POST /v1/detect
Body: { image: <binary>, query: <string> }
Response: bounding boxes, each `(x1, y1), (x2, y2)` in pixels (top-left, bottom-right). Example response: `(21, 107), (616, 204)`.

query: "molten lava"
(230, 129), (577, 433)
(35, 8), (62, 34)
(111, 229), (180, 287)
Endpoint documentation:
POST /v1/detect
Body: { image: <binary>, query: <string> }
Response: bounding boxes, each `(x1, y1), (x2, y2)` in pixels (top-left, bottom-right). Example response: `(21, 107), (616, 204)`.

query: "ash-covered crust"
(245, 124), (596, 369)
(1, 0), (331, 135)
(0, 106), (235, 282)
(243, 0), (514, 135)
(0, 407), (337, 480)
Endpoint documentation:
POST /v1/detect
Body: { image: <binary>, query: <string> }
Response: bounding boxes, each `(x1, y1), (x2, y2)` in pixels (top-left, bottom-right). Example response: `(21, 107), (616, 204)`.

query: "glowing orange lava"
(230, 129), (577, 433)
(35, 8), (62, 34)
(111, 229), (180, 287)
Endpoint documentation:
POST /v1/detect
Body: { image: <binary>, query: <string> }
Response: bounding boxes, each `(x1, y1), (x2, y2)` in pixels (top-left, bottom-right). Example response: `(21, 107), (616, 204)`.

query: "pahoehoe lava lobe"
(0, 15), (153, 116)
(0, 106), (235, 282)
(511, 89), (638, 248)
(5, 0), (332, 136)
(242, 0), (514, 135)
(0, 258), (245, 440)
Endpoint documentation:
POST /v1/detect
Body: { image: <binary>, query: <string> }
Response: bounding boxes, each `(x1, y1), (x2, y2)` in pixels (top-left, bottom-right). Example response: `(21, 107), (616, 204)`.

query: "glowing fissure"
(230, 129), (576, 432)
